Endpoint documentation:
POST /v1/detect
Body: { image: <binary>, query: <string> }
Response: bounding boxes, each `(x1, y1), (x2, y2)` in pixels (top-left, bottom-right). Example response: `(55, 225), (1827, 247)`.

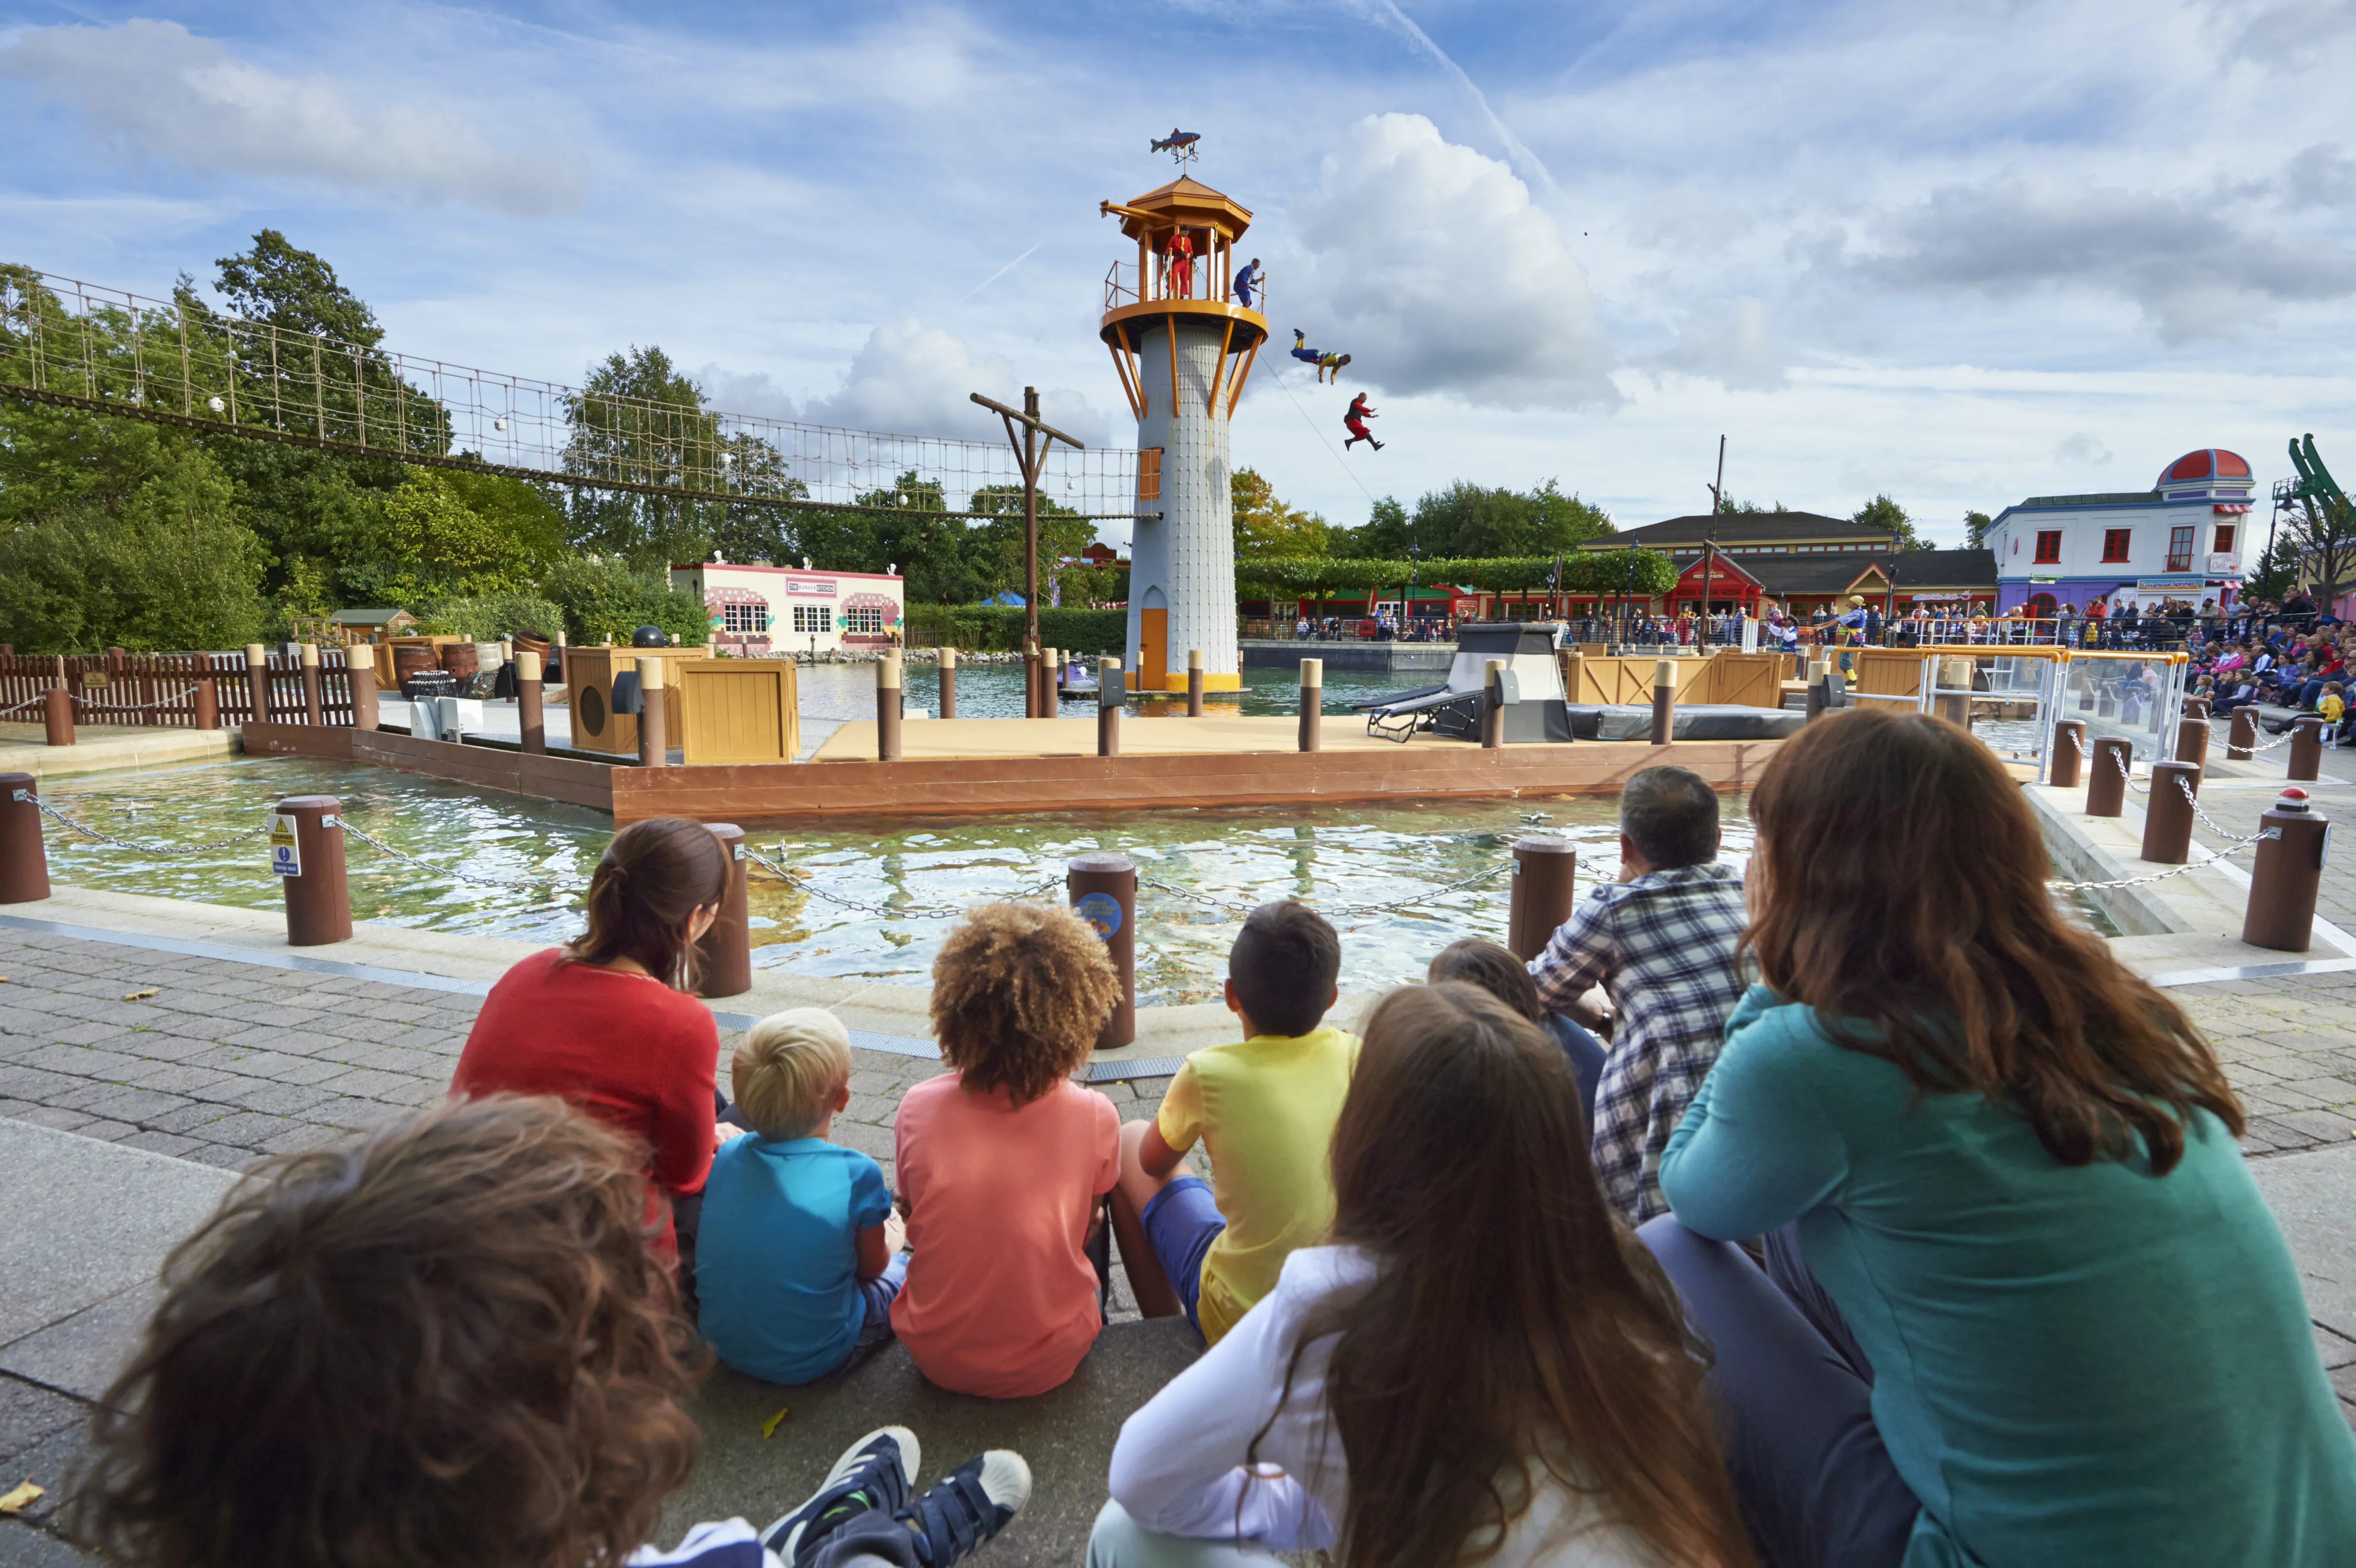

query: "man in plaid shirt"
(1530, 766), (1750, 1221)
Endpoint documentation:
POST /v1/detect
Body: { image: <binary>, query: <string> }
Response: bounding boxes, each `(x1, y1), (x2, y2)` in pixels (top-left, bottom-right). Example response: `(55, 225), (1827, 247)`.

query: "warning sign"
(268, 813), (301, 877)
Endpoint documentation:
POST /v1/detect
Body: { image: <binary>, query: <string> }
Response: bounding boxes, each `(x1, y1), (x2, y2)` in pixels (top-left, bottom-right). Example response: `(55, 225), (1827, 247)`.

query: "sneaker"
(762, 1426), (919, 1564)
(895, 1450), (1032, 1566)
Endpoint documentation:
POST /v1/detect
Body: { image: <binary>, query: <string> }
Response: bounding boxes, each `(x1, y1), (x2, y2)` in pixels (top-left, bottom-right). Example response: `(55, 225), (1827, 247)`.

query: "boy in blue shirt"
(697, 1009), (907, 1384)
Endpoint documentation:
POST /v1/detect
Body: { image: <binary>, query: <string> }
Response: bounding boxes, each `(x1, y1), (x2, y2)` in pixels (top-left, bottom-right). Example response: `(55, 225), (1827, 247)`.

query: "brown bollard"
(192, 676), (218, 732)
(1097, 657), (1121, 757)
(2050, 719), (2085, 788)
(1482, 658), (1506, 749)
(1298, 658), (1323, 752)
(637, 657), (668, 768)
(1651, 659), (1676, 746)
(938, 646), (958, 721)
(2228, 706), (2257, 761)
(2182, 696), (2210, 719)
(1186, 648), (1205, 717)
(2289, 715), (2324, 782)
(1506, 838), (1579, 960)
(2138, 760), (2200, 864)
(2086, 736), (2133, 817)
(696, 823), (752, 998)
(1047, 647), (1063, 701)
(346, 660), (377, 731)
(275, 794), (352, 947)
(1935, 657), (1972, 729)
(0, 773), (49, 903)
(2174, 717), (2211, 788)
(516, 651), (544, 753)
(2243, 787), (2329, 953)
(876, 652), (902, 762)
(1023, 646), (1041, 718)
(245, 642), (271, 724)
(1068, 852), (1137, 1049)
(300, 642), (323, 726)
(43, 687), (73, 747)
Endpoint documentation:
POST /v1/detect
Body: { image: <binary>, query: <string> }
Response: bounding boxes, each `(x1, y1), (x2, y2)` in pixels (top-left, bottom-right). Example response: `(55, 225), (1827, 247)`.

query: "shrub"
(902, 605), (1126, 655)
(419, 593), (567, 642)
(537, 558), (710, 646)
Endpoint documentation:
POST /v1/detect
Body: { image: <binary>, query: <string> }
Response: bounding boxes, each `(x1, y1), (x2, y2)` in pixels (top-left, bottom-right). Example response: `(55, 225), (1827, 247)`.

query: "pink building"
(667, 563), (905, 657)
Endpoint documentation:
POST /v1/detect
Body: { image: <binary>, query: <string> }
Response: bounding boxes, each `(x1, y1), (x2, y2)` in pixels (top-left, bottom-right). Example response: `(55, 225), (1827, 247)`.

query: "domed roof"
(2157, 448), (2252, 487)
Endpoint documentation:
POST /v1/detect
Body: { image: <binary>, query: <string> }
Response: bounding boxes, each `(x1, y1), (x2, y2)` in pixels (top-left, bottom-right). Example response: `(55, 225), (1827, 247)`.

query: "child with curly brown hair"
(892, 902), (1124, 1398)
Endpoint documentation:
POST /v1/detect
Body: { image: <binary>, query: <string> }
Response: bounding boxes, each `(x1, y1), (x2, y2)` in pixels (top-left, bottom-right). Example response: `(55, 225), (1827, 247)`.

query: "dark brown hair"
(1620, 764), (1723, 870)
(930, 902), (1120, 1105)
(1745, 706), (2242, 1171)
(1426, 937), (1542, 1022)
(1263, 984), (1752, 1568)
(1229, 899), (1340, 1037)
(71, 1097), (707, 1568)
(565, 817), (730, 991)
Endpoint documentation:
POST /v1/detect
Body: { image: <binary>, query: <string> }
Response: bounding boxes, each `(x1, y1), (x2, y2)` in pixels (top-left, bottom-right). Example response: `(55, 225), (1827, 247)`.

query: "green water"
(38, 755), (1736, 1005)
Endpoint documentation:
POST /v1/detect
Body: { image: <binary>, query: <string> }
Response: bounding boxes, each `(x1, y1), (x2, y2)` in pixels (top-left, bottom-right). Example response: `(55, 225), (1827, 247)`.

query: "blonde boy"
(695, 1009), (906, 1383)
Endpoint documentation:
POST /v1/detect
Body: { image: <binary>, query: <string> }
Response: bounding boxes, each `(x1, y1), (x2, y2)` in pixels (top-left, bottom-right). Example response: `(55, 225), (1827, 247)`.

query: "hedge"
(903, 605), (1127, 655)
(1233, 548), (1678, 597)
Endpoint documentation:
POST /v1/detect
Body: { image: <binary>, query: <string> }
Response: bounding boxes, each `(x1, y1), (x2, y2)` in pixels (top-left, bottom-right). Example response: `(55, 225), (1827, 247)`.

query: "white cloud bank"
(1284, 114), (1614, 410)
(0, 19), (583, 215)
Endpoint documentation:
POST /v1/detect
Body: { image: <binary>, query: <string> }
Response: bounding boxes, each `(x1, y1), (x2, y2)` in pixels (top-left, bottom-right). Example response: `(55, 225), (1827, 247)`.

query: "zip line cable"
(1266, 362), (1380, 509)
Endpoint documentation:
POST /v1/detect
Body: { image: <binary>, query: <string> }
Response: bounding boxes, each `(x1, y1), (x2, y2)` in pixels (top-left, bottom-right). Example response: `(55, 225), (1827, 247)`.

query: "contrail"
(1359, 0), (1557, 193)
(958, 243), (1040, 303)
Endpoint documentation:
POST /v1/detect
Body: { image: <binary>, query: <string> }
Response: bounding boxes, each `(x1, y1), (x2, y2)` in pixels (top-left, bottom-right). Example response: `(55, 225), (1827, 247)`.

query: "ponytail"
(563, 818), (730, 991)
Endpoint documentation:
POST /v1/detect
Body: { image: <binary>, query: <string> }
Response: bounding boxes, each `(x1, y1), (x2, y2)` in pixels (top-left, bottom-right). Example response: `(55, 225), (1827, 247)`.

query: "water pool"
(39, 755), (1745, 1006)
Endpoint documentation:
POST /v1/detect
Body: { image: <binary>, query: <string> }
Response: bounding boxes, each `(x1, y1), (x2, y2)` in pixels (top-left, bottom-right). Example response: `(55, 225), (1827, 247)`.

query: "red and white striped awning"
(2213, 503), (2250, 514)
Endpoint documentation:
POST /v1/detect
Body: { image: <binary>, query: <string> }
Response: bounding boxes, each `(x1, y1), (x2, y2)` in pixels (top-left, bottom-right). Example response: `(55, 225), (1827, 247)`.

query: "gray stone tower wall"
(1125, 317), (1237, 687)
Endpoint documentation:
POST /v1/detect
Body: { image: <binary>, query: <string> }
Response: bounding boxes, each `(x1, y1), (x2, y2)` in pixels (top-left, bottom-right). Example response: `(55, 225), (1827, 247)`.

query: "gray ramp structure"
(1355, 622), (1573, 743)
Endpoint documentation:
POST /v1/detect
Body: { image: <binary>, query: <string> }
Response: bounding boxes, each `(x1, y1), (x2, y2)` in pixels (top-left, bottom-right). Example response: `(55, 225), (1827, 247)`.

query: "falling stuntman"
(1343, 392), (1382, 451)
(1291, 328), (1351, 383)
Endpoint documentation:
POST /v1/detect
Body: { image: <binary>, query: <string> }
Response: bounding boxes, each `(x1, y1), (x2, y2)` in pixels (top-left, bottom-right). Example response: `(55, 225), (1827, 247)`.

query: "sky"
(4, 0), (2356, 549)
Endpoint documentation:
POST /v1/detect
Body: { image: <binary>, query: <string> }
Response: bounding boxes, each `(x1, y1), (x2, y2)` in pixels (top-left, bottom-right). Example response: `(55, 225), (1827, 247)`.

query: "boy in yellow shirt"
(1109, 901), (1358, 1343)
(2321, 682), (2345, 747)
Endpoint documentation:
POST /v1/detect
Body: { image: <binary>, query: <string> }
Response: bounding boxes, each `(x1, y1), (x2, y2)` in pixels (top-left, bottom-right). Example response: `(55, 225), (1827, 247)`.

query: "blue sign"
(1074, 891), (1123, 939)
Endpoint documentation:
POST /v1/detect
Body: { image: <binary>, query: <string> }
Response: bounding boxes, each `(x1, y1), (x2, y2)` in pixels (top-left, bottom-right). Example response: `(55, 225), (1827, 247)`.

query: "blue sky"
(5, 0), (2356, 546)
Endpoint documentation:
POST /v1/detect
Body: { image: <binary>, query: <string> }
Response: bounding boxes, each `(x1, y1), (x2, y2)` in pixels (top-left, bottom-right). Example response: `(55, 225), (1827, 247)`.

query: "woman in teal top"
(1647, 707), (2356, 1568)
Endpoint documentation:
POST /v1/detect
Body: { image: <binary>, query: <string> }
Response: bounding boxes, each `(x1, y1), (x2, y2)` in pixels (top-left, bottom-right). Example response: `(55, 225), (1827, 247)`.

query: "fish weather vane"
(1150, 127), (1201, 167)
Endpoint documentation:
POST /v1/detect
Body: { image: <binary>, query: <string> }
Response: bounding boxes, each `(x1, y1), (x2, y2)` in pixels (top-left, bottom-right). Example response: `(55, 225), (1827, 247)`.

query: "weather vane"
(1150, 127), (1201, 168)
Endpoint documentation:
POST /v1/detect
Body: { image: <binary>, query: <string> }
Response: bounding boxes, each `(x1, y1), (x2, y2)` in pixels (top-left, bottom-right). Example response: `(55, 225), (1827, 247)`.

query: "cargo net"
(0, 265), (1139, 521)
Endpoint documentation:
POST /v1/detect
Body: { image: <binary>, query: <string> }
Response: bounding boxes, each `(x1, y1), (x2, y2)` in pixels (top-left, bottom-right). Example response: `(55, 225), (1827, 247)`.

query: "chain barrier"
(74, 685), (203, 715)
(2112, 749), (2151, 792)
(2045, 822), (2271, 891)
(2176, 774), (2239, 841)
(0, 694), (52, 717)
(744, 843), (1065, 921)
(27, 795), (270, 856)
(333, 817), (576, 891)
(1143, 860), (1519, 923)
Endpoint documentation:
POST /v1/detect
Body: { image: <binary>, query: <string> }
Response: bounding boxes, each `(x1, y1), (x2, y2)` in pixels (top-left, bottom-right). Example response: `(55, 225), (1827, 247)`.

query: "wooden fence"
(0, 648), (360, 729)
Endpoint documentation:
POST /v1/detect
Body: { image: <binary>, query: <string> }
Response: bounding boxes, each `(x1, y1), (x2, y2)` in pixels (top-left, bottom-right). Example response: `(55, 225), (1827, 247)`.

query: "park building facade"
(668, 562), (906, 658)
(1982, 449), (2254, 616)
(1578, 513), (1997, 618)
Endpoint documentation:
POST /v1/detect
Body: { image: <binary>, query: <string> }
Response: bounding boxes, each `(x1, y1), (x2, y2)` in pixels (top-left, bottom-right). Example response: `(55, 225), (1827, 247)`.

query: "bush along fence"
(902, 605), (1127, 656)
(0, 644), (364, 741)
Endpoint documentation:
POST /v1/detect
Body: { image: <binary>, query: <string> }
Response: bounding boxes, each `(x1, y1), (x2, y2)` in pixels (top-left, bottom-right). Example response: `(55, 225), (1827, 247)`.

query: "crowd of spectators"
(58, 716), (2356, 1568)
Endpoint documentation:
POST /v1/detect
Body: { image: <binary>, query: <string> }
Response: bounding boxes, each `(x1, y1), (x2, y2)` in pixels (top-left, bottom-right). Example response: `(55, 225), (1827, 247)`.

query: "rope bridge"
(0, 265), (1144, 523)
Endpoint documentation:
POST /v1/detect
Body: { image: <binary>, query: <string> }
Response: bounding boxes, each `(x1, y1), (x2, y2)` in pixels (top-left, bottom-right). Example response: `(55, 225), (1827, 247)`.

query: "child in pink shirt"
(892, 903), (1124, 1398)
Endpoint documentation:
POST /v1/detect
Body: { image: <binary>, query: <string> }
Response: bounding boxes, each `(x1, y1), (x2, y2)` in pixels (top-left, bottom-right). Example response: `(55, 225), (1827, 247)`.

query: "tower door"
(1140, 607), (1169, 690)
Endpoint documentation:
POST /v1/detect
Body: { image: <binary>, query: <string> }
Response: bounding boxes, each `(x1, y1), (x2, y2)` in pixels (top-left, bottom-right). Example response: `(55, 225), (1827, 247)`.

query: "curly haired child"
(892, 903), (1124, 1398)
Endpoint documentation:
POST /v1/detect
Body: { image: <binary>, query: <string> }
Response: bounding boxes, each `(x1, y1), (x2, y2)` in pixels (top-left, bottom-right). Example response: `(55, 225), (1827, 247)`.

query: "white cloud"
(1655, 296), (1789, 391)
(692, 365), (801, 422)
(0, 19), (583, 215)
(2053, 432), (2114, 467)
(799, 319), (1113, 447)
(1283, 113), (1614, 409)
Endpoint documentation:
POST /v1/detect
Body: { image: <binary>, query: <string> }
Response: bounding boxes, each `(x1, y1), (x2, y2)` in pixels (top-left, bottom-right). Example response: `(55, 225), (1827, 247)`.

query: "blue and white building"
(1985, 449), (2256, 615)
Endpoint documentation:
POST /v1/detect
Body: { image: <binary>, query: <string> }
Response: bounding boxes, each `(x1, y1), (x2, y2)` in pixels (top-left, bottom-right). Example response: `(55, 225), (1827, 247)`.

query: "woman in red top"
(451, 817), (730, 1258)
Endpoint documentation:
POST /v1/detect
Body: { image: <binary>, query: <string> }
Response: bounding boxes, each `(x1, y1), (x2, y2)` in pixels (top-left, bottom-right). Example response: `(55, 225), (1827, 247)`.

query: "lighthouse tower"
(1098, 179), (1267, 691)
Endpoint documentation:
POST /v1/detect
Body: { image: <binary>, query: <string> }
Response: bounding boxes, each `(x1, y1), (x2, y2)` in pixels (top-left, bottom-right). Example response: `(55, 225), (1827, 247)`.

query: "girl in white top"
(1090, 983), (1754, 1568)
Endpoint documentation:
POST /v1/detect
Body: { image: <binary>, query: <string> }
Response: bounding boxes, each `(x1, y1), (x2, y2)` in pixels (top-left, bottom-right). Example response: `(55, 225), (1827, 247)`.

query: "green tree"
(373, 468), (545, 602)
(968, 481), (1099, 605)
(1231, 468), (1331, 557)
(563, 346), (728, 569)
(2246, 532), (2303, 601)
(1716, 496), (1790, 514)
(1854, 492), (1932, 551)
(537, 557), (709, 645)
(1964, 509), (1995, 549)
(1336, 480), (1612, 558)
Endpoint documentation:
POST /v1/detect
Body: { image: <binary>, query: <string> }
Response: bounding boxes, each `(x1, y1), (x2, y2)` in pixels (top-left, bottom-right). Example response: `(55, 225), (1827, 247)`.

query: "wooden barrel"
(392, 642), (440, 683)
(438, 641), (480, 682)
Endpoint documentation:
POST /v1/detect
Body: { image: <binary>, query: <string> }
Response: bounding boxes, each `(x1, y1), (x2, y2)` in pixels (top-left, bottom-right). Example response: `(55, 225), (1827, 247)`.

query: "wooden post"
(1298, 658), (1322, 752)
(1097, 657), (1121, 757)
(1047, 647), (1063, 700)
(1482, 659), (1505, 749)
(2174, 717), (2211, 790)
(696, 823), (753, 998)
(2227, 706), (2257, 761)
(2086, 737), (2132, 817)
(2289, 715), (2324, 782)
(192, 676), (218, 732)
(876, 652), (903, 761)
(1506, 838), (1577, 959)
(938, 646), (958, 720)
(348, 662), (377, 732)
(44, 687), (73, 747)
(1187, 648), (1205, 717)
(2138, 761), (2200, 864)
(637, 657), (668, 768)
(2049, 719), (2084, 788)
(277, 794), (352, 947)
(1651, 659), (1676, 746)
(0, 773), (49, 904)
(1068, 852), (1136, 1048)
(2243, 788), (2327, 953)
(300, 642), (323, 726)
(245, 643), (270, 724)
(516, 651), (544, 753)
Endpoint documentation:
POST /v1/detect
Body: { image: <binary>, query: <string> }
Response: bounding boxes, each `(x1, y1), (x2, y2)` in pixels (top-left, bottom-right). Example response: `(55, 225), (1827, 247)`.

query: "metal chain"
(335, 817), (576, 890)
(0, 694), (51, 717)
(28, 796), (271, 856)
(2046, 822), (2271, 891)
(2111, 748), (2152, 792)
(1144, 860), (1517, 921)
(75, 685), (203, 713)
(2177, 774), (2238, 840)
(744, 843), (1064, 920)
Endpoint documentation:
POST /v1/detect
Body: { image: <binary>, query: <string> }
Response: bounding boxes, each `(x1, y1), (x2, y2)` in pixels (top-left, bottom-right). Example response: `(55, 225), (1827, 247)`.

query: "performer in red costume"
(1167, 230), (1195, 298)
(1343, 392), (1382, 452)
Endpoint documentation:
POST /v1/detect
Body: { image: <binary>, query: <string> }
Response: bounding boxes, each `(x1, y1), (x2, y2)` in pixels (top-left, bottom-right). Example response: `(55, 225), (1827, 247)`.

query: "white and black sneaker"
(893, 1451), (1032, 1567)
(761, 1426), (918, 1565)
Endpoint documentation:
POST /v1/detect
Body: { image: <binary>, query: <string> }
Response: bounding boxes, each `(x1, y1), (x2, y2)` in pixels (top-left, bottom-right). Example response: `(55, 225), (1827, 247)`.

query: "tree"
(967, 482), (1101, 605)
(536, 557), (709, 645)
(1717, 496), (1790, 514)
(373, 468), (547, 603)
(1334, 480), (1612, 559)
(563, 346), (729, 569)
(2247, 531), (2303, 602)
(1231, 468), (1331, 557)
(215, 229), (383, 346)
(1964, 510), (1995, 549)
(2282, 495), (2356, 610)
(1346, 496), (1411, 559)
(1853, 492), (1932, 551)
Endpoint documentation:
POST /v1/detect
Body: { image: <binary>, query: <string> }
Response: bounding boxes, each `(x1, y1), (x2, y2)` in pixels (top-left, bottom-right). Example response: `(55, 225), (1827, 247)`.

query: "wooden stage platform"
(816, 713), (1499, 762)
(240, 721), (1782, 826)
